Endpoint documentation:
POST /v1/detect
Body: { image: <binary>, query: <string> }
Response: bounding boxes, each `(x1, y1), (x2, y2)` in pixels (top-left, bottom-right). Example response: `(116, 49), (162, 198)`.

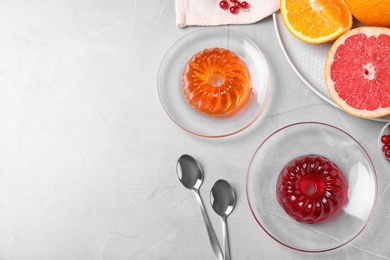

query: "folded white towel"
(175, 0), (280, 27)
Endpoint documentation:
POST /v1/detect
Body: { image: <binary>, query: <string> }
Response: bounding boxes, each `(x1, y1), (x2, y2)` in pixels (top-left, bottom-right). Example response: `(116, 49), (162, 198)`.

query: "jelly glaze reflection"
(182, 48), (252, 117)
(276, 154), (348, 224)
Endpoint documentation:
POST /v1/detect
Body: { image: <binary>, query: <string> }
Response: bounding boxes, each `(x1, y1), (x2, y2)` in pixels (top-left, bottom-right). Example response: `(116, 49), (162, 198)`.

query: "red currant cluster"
(380, 125), (390, 159)
(219, 0), (249, 14)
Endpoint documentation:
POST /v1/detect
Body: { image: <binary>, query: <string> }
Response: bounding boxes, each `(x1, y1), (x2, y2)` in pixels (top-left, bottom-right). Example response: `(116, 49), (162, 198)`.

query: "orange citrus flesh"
(345, 0), (390, 27)
(325, 27), (390, 118)
(280, 0), (353, 44)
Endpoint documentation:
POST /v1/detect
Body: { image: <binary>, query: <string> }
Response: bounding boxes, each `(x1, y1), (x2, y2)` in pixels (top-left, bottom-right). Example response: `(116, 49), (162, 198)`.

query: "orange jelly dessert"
(182, 48), (251, 117)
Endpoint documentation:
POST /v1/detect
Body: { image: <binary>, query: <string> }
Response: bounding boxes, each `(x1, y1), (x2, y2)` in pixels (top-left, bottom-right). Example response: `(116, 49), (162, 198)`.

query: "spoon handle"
(222, 217), (231, 260)
(193, 190), (223, 260)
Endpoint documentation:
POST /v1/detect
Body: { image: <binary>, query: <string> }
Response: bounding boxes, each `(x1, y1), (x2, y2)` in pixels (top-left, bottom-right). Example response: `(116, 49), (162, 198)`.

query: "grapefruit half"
(325, 27), (390, 118)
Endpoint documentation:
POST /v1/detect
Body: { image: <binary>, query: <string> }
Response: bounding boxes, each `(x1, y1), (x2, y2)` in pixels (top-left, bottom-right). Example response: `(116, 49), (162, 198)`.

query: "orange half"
(280, 0), (353, 44)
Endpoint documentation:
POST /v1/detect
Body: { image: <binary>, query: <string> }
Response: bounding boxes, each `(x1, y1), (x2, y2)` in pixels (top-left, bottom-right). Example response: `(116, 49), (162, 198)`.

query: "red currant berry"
(383, 144), (390, 152)
(219, 0), (229, 9)
(385, 150), (390, 159)
(381, 135), (390, 144)
(230, 5), (239, 14)
(230, 0), (238, 3)
(240, 1), (249, 8)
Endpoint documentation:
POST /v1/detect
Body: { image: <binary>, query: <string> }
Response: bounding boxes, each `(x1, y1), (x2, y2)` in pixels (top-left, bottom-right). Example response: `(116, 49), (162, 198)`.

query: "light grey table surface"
(0, 1), (389, 259)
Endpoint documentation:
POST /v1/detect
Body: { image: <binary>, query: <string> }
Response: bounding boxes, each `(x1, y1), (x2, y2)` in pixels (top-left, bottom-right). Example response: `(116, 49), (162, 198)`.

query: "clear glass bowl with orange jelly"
(158, 28), (271, 137)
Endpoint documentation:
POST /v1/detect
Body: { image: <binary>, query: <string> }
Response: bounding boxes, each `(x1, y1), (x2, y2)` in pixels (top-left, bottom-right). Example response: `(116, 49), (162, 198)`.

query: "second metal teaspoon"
(210, 179), (236, 260)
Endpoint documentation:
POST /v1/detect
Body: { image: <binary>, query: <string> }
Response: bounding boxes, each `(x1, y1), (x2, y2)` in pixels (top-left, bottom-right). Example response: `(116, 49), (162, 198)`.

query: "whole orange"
(345, 0), (390, 27)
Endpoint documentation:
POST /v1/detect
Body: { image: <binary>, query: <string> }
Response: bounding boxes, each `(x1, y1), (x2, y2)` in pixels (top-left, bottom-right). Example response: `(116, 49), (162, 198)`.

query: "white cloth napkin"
(175, 0), (280, 27)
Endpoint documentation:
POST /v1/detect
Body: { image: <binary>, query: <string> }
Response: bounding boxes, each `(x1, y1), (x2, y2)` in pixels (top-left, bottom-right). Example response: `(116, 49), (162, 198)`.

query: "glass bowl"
(378, 122), (390, 162)
(157, 28), (271, 138)
(246, 122), (377, 252)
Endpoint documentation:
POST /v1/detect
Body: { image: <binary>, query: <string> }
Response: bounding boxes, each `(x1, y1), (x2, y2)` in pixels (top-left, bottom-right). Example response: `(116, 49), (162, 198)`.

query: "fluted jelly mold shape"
(182, 48), (252, 117)
(276, 154), (348, 224)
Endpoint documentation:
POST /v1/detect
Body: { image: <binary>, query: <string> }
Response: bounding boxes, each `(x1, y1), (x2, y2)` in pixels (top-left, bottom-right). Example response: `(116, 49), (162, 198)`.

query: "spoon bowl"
(176, 154), (203, 190)
(211, 179), (236, 260)
(211, 179), (236, 218)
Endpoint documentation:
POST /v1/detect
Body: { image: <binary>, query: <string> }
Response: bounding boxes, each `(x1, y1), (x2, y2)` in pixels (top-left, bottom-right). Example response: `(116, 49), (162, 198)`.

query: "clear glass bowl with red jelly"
(246, 122), (377, 252)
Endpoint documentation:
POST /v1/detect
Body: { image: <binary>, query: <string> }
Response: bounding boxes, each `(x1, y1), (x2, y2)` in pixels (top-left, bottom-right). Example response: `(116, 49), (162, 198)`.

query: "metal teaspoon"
(210, 179), (236, 260)
(176, 154), (223, 260)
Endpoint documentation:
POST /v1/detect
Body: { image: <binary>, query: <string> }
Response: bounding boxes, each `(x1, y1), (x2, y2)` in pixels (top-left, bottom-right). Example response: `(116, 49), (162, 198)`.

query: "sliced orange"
(280, 0), (353, 44)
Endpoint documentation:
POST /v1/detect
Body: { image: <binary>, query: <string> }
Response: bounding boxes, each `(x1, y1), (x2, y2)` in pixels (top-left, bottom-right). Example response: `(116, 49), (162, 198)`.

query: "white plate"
(273, 12), (390, 122)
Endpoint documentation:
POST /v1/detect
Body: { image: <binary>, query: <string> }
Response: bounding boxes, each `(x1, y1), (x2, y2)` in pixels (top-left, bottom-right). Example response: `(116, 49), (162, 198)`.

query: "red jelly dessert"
(276, 154), (348, 224)
(182, 48), (251, 117)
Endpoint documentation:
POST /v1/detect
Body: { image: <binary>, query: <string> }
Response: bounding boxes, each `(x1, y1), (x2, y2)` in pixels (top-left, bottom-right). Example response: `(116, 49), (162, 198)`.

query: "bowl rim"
(246, 121), (378, 252)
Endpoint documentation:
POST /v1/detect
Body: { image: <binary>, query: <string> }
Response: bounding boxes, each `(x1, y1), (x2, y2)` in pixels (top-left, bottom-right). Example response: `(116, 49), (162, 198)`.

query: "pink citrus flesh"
(325, 27), (390, 118)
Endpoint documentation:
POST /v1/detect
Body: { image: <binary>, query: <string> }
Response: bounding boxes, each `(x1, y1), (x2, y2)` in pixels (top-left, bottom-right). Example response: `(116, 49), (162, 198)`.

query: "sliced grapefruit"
(325, 27), (390, 118)
(280, 0), (353, 44)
